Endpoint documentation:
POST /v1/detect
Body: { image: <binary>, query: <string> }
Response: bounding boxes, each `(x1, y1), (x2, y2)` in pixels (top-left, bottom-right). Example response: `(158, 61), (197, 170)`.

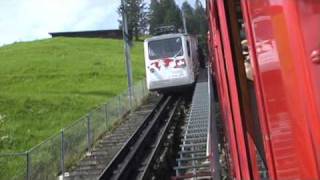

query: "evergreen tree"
(118, 0), (148, 40)
(149, 0), (182, 34)
(194, 0), (208, 52)
(162, 0), (182, 29)
(194, 0), (207, 36)
(149, 0), (164, 34)
(181, 1), (196, 34)
(148, 0), (208, 53)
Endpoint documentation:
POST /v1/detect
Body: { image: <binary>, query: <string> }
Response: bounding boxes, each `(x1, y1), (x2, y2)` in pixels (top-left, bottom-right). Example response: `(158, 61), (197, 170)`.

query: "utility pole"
(121, 0), (134, 107)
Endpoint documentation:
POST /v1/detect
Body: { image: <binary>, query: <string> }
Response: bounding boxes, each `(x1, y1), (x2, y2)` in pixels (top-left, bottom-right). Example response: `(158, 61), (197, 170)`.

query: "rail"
(99, 95), (180, 180)
(208, 65), (221, 179)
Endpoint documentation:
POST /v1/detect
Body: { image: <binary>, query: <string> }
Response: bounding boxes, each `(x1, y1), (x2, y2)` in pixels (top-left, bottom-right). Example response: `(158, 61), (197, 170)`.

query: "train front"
(144, 34), (195, 92)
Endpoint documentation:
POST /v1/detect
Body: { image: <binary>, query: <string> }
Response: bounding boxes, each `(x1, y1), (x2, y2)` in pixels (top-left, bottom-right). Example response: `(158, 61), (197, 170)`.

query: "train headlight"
(150, 68), (155, 73)
(175, 59), (186, 68)
(181, 59), (186, 67)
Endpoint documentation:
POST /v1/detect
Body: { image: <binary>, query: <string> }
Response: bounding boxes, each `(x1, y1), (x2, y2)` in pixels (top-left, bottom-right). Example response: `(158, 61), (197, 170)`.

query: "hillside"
(0, 37), (145, 153)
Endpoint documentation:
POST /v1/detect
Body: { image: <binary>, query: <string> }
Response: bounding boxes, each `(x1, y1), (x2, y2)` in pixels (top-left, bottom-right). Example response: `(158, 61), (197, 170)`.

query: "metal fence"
(0, 80), (148, 180)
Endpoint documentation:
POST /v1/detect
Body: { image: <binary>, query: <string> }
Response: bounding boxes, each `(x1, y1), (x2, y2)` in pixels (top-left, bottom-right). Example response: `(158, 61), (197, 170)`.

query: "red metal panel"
(240, 1), (277, 179)
(242, 0), (320, 179)
(213, 33), (242, 179)
(207, 0), (253, 179)
(293, 1), (320, 170)
(207, 1), (241, 178)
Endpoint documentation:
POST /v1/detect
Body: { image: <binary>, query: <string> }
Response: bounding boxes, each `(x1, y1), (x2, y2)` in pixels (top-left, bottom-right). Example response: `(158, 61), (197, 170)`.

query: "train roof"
(145, 33), (190, 42)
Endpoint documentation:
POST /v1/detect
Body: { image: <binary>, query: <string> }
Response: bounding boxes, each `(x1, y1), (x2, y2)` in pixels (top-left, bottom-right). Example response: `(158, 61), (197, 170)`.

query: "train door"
(188, 36), (199, 77)
(192, 37), (200, 73)
(185, 36), (193, 74)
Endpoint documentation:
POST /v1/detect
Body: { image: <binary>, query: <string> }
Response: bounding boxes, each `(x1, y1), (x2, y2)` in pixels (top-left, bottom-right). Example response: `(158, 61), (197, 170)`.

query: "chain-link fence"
(0, 80), (148, 180)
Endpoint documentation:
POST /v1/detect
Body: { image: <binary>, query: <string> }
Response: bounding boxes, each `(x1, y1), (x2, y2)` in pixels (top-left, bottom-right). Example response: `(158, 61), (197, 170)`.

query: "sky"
(0, 0), (205, 46)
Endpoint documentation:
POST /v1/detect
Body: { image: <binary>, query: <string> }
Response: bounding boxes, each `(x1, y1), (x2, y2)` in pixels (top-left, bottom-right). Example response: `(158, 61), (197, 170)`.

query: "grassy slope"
(0, 37), (145, 153)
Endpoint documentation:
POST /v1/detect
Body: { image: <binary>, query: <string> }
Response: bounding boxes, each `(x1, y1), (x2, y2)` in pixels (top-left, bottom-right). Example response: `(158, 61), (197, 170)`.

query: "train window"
(187, 40), (191, 57)
(148, 37), (183, 60)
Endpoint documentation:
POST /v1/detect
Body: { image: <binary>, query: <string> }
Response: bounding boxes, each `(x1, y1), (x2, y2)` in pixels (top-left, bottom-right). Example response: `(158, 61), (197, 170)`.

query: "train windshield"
(148, 37), (183, 60)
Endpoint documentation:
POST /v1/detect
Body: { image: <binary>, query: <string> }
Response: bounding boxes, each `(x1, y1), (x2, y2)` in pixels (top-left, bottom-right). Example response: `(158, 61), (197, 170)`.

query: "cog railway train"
(144, 33), (199, 92)
(207, 0), (320, 179)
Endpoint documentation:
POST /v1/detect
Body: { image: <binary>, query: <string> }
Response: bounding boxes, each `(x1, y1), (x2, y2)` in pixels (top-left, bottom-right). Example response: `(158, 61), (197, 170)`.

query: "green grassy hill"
(0, 37), (145, 153)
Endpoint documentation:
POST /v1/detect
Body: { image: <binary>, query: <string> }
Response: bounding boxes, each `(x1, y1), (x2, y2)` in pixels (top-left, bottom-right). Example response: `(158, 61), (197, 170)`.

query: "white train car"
(144, 33), (199, 92)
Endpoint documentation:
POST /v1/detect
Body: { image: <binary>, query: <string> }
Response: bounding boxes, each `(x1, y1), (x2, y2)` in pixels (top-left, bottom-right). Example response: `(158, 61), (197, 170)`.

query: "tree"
(149, 0), (182, 34)
(148, 0), (208, 52)
(162, 0), (183, 29)
(194, 0), (207, 36)
(118, 0), (148, 40)
(193, 0), (208, 52)
(181, 1), (196, 34)
(149, 0), (164, 34)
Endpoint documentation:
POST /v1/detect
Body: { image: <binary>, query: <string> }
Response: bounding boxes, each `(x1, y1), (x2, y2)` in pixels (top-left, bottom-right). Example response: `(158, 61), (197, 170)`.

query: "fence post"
(118, 96), (121, 116)
(134, 85), (137, 106)
(127, 88), (131, 110)
(142, 80), (145, 97)
(60, 129), (65, 177)
(87, 113), (92, 150)
(130, 87), (134, 108)
(26, 151), (31, 180)
(142, 83), (144, 101)
(105, 104), (108, 129)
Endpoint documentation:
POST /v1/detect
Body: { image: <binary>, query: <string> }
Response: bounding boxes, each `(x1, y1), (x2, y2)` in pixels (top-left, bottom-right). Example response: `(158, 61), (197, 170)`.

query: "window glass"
(187, 40), (191, 57)
(148, 37), (183, 60)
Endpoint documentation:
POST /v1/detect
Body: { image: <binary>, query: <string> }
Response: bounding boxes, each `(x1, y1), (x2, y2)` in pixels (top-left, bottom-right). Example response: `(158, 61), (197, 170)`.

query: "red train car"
(207, 0), (320, 179)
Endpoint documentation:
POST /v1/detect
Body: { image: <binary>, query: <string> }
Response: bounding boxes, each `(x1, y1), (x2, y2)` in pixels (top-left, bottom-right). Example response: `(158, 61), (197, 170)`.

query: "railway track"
(62, 69), (215, 180)
(63, 95), (162, 180)
(99, 95), (182, 180)
(63, 94), (185, 180)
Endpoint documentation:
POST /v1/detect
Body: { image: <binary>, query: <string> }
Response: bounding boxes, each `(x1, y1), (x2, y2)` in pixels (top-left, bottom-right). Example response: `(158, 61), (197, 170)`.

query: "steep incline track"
(99, 95), (181, 180)
(63, 95), (162, 180)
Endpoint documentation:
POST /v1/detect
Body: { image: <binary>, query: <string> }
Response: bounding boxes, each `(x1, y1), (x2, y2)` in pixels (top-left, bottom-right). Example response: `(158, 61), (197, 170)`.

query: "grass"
(0, 37), (145, 153)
